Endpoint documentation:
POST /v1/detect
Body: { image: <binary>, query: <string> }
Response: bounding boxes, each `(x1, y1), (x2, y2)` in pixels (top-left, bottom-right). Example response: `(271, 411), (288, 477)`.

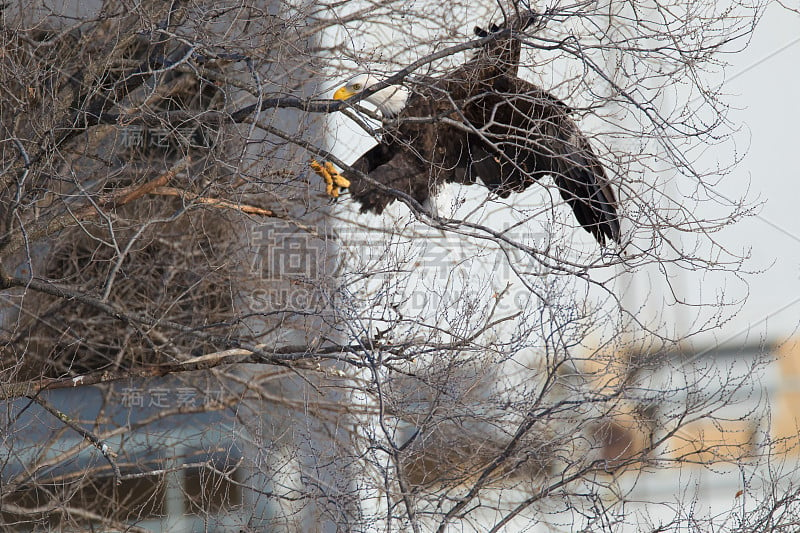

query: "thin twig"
(27, 396), (122, 485)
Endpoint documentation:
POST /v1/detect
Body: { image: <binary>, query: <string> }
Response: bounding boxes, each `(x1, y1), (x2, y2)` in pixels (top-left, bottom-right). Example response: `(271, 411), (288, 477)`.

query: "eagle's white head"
(333, 74), (409, 117)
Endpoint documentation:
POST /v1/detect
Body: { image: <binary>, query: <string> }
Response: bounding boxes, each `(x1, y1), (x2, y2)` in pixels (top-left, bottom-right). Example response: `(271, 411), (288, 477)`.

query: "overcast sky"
(695, 4), (800, 347)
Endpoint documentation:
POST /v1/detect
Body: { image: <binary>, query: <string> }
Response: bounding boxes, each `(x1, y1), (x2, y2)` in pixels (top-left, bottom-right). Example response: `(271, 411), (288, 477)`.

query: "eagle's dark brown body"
(345, 16), (621, 246)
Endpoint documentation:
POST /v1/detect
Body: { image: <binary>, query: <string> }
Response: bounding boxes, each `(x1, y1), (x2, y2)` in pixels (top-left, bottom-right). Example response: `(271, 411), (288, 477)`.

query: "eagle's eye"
(352, 83), (363, 90)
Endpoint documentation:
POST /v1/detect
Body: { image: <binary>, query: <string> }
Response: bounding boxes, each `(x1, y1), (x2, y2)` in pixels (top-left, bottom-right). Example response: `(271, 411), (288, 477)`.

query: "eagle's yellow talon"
(326, 180), (338, 198)
(310, 159), (349, 198)
(310, 160), (325, 175)
(324, 162), (351, 189)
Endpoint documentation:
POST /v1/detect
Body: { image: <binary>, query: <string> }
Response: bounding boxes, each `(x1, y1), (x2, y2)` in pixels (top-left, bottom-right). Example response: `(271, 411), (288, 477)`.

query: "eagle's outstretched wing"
(461, 81), (620, 245)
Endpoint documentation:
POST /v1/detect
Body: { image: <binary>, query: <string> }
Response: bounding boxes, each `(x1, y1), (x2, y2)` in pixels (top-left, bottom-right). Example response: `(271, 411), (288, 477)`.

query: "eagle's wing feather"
(549, 130), (620, 246)
(348, 146), (433, 214)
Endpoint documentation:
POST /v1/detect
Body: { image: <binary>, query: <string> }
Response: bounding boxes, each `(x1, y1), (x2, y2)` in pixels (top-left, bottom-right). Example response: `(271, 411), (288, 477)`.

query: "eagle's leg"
(310, 160), (351, 198)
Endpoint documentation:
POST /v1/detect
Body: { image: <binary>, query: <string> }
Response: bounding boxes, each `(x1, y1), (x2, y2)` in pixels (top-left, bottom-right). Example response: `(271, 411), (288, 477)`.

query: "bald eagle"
(316, 15), (620, 246)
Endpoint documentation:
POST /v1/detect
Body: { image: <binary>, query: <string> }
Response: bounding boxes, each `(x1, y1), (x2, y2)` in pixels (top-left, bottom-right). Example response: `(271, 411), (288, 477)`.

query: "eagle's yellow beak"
(333, 86), (356, 100)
